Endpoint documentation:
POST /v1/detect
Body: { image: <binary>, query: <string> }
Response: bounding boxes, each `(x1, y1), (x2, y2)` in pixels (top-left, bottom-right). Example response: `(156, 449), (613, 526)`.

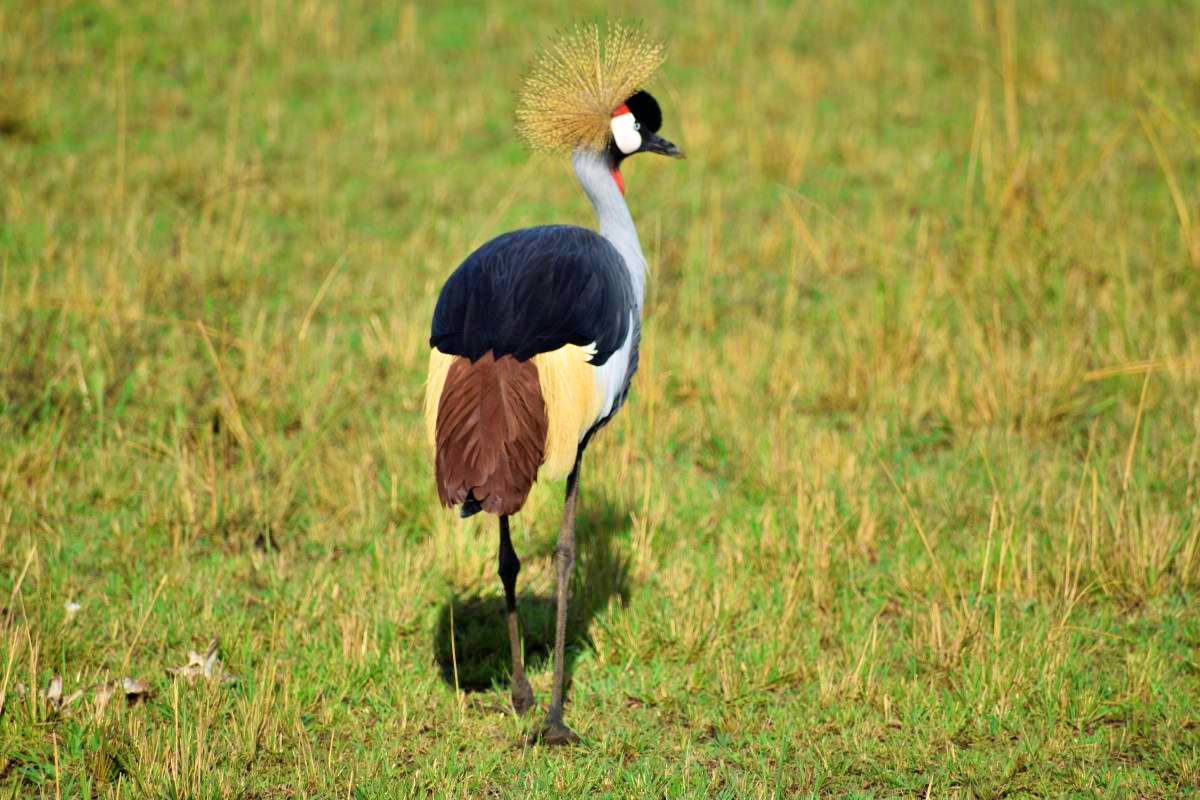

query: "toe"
(529, 719), (581, 746)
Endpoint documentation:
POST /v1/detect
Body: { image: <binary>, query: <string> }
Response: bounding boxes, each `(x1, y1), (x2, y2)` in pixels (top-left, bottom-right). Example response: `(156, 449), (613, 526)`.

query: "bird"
(423, 23), (684, 745)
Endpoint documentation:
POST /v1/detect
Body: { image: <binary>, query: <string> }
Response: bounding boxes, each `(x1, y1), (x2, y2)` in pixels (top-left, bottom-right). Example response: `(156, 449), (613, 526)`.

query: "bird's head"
(515, 23), (684, 195)
(606, 90), (684, 195)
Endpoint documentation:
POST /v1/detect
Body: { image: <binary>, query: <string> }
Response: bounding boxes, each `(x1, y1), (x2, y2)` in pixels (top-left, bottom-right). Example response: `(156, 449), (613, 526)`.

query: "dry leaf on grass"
(42, 674), (63, 709)
(38, 673), (151, 716)
(94, 677), (151, 714)
(41, 673), (84, 710)
(167, 637), (236, 684)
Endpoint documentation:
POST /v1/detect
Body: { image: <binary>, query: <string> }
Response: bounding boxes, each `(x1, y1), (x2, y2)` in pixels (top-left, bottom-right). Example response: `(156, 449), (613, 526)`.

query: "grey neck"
(572, 149), (646, 312)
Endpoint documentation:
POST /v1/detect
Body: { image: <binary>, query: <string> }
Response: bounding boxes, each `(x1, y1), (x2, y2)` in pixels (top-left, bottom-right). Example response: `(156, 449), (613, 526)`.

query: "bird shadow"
(432, 497), (633, 694)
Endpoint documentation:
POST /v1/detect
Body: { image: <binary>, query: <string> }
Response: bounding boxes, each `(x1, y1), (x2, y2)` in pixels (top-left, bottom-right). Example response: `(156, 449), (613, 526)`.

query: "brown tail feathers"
(435, 351), (547, 516)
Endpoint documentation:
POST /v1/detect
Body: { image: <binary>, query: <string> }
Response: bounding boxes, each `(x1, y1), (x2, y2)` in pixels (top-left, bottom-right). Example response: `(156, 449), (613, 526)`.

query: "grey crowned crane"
(422, 24), (683, 744)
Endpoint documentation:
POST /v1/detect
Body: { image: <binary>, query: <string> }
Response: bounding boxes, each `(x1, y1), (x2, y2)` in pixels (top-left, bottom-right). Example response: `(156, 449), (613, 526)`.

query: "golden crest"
(516, 23), (666, 154)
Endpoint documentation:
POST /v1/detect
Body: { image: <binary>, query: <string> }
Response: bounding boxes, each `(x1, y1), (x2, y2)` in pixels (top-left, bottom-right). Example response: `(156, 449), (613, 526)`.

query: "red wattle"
(611, 168), (625, 195)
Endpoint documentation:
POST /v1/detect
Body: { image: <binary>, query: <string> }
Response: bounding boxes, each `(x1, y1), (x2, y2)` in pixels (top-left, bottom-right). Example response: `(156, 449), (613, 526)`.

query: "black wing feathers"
(431, 226), (633, 366)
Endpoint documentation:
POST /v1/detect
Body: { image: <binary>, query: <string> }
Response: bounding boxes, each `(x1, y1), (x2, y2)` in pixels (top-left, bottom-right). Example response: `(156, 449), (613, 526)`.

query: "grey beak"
(643, 132), (686, 159)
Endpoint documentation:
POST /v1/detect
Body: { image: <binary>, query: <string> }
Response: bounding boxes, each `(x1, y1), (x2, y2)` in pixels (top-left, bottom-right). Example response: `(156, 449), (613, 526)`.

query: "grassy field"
(3, 0), (1200, 796)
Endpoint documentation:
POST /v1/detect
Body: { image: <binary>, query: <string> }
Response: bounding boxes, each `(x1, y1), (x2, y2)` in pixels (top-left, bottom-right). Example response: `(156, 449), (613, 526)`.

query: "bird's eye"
(633, 122), (641, 131)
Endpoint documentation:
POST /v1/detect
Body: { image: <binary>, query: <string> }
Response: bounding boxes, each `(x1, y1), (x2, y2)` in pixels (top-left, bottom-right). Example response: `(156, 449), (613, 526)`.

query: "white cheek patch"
(611, 112), (641, 155)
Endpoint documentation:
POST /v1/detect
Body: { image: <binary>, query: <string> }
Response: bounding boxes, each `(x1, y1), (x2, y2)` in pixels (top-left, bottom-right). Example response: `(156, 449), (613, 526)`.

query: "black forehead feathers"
(624, 90), (662, 133)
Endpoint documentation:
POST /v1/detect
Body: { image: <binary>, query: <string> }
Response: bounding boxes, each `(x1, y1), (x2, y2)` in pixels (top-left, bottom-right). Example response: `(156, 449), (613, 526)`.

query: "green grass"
(3, 0), (1200, 796)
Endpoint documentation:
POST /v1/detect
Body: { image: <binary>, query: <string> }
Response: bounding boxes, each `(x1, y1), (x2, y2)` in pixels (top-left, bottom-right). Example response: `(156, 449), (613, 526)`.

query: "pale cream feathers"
(516, 23), (666, 154)
(531, 345), (604, 479)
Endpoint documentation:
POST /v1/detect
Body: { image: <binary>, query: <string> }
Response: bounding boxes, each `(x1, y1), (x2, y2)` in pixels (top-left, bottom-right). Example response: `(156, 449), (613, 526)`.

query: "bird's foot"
(528, 716), (580, 746)
(511, 676), (535, 716)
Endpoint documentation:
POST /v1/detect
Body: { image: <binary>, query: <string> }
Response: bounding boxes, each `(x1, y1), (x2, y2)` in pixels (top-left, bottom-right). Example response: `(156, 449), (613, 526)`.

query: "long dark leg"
(498, 515), (535, 714)
(533, 463), (582, 744)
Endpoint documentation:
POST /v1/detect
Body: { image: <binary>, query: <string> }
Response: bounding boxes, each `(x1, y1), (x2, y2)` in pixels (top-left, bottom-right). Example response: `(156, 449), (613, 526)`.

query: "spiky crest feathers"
(515, 23), (666, 154)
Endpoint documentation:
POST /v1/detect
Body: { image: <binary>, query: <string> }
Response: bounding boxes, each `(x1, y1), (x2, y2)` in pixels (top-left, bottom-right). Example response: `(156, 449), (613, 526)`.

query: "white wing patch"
(587, 314), (636, 424)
